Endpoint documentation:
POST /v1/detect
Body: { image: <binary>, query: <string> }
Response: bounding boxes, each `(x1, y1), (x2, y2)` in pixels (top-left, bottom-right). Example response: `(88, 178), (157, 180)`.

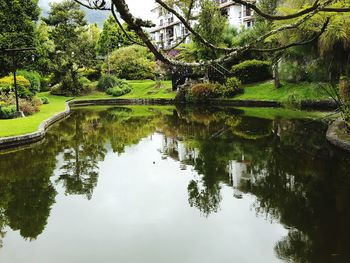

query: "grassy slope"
(235, 81), (332, 101)
(0, 93), (72, 137)
(77, 80), (176, 100)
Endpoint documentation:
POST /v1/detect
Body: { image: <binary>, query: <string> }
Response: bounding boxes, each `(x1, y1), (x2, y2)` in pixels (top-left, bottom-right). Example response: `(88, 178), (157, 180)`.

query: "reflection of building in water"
(159, 137), (199, 170)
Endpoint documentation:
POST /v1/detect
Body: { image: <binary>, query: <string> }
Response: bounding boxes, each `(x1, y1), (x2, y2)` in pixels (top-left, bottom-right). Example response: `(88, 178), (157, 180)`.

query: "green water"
(0, 106), (349, 263)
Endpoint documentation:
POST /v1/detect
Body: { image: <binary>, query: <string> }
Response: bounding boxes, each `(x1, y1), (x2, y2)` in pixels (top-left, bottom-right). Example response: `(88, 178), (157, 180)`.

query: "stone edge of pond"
(0, 100), (72, 150)
(326, 118), (350, 152)
(0, 97), (338, 150)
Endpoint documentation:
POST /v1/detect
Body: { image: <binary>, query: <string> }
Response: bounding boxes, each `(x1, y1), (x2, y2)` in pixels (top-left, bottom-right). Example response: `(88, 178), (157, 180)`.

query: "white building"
(150, 0), (256, 50)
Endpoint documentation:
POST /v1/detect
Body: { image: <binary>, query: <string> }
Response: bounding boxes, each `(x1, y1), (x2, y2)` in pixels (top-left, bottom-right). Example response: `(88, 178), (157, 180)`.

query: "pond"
(0, 105), (350, 263)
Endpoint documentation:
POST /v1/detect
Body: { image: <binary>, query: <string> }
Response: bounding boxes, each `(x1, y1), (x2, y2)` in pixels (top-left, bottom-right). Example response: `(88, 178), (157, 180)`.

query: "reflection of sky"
(0, 134), (287, 263)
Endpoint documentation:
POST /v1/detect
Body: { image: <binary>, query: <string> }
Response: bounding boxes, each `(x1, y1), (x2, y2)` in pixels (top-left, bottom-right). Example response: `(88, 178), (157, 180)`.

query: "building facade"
(150, 0), (255, 50)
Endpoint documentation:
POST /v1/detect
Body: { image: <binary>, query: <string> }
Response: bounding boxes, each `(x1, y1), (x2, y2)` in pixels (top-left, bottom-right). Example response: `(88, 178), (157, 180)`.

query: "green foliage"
(0, 0), (40, 75)
(40, 97), (50, 105)
(105, 45), (156, 80)
(33, 21), (55, 74)
(0, 75), (34, 98)
(222, 77), (243, 97)
(97, 15), (139, 56)
(97, 75), (121, 91)
(17, 70), (41, 94)
(45, 0), (92, 95)
(192, 0), (228, 60)
(231, 60), (272, 83)
(0, 75), (30, 88)
(0, 105), (16, 119)
(279, 61), (305, 83)
(106, 86), (132, 97)
(104, 78), (132, 97)
(78, 68), (101, 81)
(191, 83), (221, 101)
(283, 92), (302, 109)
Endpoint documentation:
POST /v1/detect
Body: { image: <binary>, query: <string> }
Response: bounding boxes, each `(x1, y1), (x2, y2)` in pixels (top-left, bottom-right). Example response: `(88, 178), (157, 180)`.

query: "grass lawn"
(77, 80), (176, 100)
(235, 81), (332, 102)
(0, 93), (72, 137)
(121, 80), (175, 99)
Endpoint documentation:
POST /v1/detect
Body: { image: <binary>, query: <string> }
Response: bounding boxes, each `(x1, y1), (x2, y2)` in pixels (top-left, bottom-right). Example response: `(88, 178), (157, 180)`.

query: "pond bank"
(327, 118), (350, 152)
(0, 97), (340, 150)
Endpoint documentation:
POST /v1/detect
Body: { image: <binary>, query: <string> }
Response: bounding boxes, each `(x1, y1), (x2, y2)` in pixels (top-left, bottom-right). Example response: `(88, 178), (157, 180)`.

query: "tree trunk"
(339, 76), (350, 102)
(273, 61), (281, 89)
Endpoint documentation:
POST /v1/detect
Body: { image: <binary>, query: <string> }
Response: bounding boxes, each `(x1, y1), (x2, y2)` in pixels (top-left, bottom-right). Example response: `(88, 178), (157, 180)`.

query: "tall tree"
(44, 0), (88, 95)
(96, 15), (139, 56)
(0, 0), (40, 76)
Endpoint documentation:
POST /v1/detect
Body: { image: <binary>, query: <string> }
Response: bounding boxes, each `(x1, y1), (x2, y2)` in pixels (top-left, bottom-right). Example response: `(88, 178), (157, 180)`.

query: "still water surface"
(0, 106), (350, 263)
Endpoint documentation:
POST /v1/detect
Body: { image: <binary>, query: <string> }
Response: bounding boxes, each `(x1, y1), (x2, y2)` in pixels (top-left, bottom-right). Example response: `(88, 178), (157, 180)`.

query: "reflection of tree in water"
(57, 110), (107, 200)
(0, 132), (60, 241)
(159, 108), (350, 262)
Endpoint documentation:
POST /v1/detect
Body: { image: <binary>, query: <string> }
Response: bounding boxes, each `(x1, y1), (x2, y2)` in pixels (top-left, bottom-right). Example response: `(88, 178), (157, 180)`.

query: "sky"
(38, 0), (156, 20)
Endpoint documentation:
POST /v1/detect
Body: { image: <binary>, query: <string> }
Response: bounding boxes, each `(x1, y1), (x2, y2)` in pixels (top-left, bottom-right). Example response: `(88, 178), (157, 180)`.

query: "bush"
(106, 86), (132, 97)
(0, 75), (34, 99)
(40, 96), (50, 104)
(0, 105), (16, 119)
(78, 68), (101, 81)
(106, 80), (132, 97)
(105, 45), (156, 80)
(191, 83), (221, 101)
(19, 97), (42, 115)
(0, 75), (30, 88)
(220, 77), (243, 97)
(40, 75), (53, 92)
(231, 60), (272, 84)
(283, 92), (302, 109)
(17, 70), (41, 94)
(97, 75), (121, 91)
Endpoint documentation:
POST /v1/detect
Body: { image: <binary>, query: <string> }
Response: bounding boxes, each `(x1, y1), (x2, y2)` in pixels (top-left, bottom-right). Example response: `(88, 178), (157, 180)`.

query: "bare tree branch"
(74, 0), (111, 10)
(163, 33), (191, 51)
(250, 17), (330, 52)
(72, 0), (348, 68)
(111, 4), (145, 46)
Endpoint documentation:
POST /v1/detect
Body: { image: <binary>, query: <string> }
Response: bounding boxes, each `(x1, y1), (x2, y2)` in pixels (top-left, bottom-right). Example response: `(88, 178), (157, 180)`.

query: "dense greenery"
(231, 60), (272, 84)
(104, 45), (156, 80)
(0, 0), (40, 76)
(44, 0), (89, 96)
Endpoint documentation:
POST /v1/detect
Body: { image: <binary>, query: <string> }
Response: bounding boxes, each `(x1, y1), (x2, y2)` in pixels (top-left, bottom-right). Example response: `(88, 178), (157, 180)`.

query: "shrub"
(0, 75), (30, 87)
(78, 68), (101, 81)
(40, 97), (50, 104)
(0, 105), (16, 119)
(97, 75), (121, 91)
(221, 77), (243, 97)
(17, 70), (41, 94)
(283, 92), (301, 109)
(105, 45), (156, 80)
(19, 97), (42, 115)
(231, 60), (272, 84)
(191, 83), (221, 100)
(106, 85), (132, 97)
(40, 76), (53, 92)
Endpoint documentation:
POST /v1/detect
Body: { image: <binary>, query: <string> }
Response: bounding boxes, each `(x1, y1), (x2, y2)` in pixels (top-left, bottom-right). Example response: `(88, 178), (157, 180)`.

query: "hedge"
(231, 60), (272, 84)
